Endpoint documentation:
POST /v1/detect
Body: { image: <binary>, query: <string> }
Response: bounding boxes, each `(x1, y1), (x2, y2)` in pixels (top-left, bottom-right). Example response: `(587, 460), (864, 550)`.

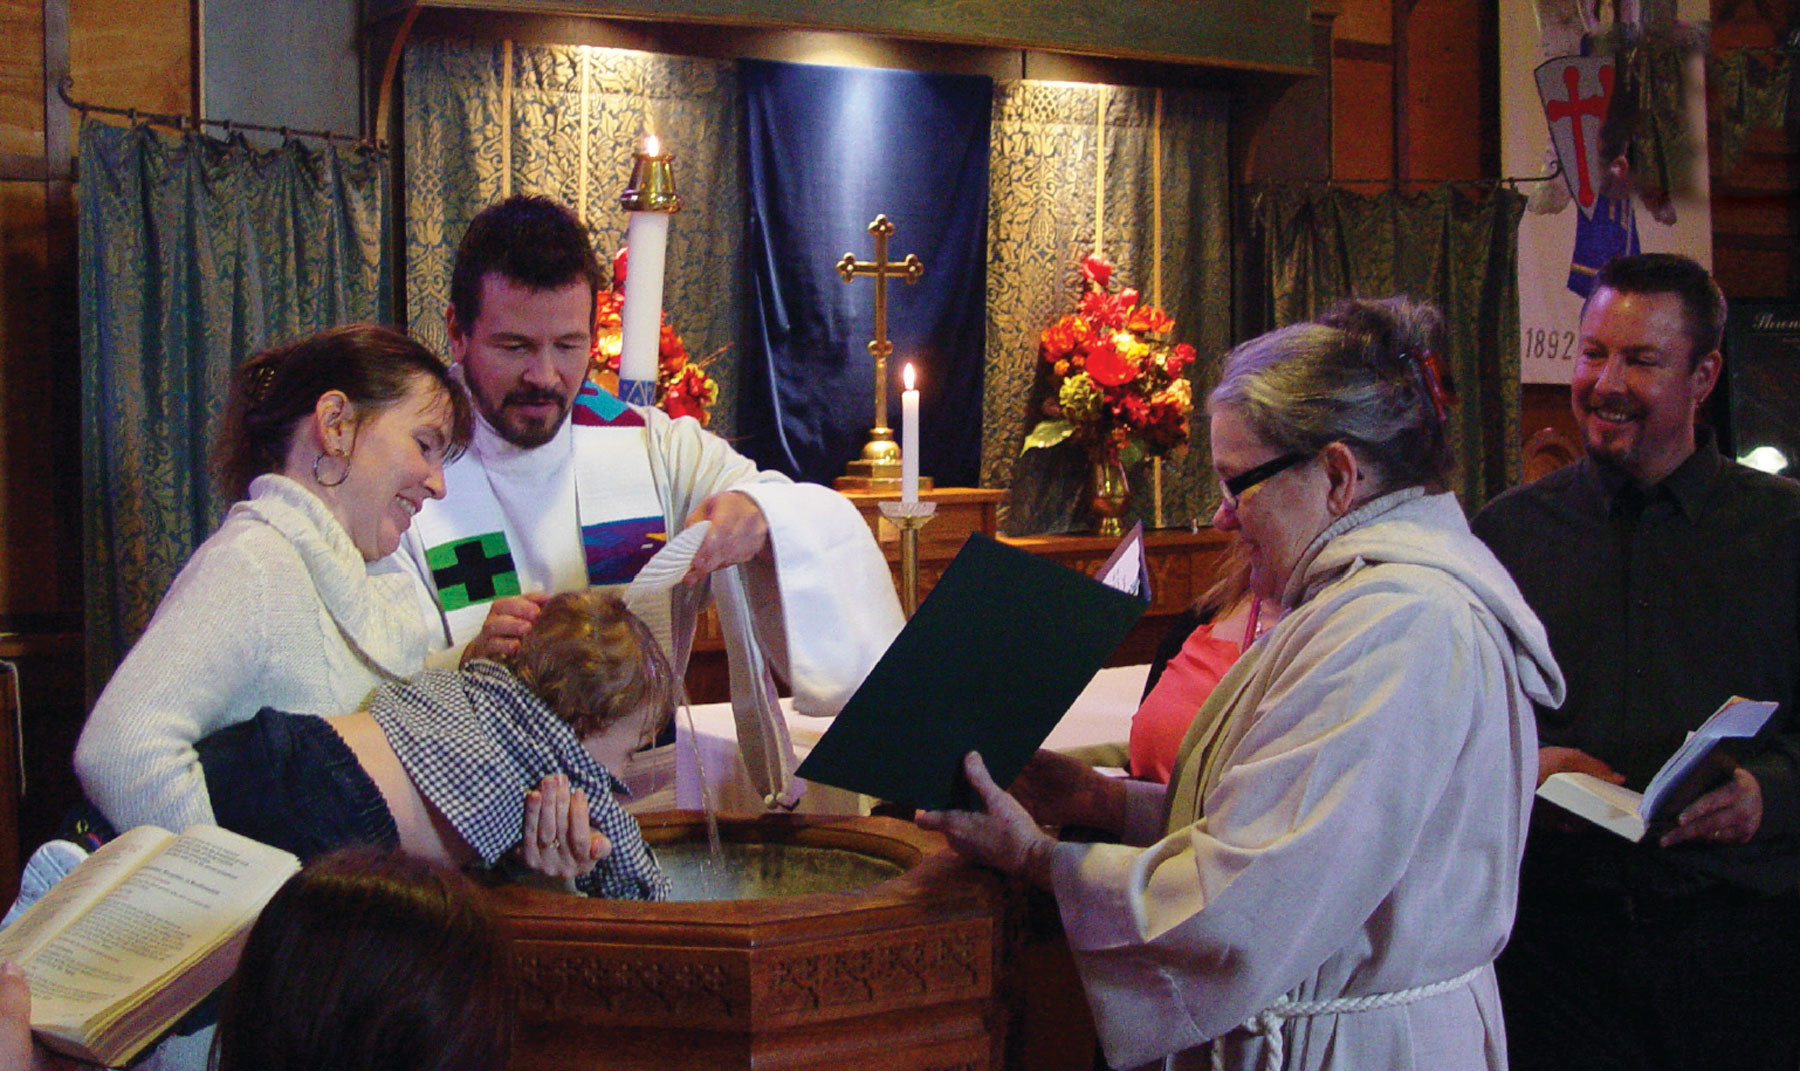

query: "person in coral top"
(1127, 545), (1279, 783)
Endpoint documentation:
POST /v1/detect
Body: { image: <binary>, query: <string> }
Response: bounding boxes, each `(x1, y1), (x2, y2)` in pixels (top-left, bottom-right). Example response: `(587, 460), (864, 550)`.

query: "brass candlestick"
(878, 500), (937, 617)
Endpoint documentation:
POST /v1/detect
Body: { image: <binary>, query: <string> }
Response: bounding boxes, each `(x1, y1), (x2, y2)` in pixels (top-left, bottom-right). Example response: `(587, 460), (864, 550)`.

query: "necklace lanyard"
(1241, 593), (1264, 649)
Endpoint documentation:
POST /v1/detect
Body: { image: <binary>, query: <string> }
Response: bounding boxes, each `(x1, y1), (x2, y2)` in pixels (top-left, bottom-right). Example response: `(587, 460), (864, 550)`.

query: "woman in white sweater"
(75, 324), (474, 835)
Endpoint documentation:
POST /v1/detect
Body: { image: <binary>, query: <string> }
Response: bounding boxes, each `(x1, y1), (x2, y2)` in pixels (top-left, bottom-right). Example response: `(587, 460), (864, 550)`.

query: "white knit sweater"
(75, 474), (427, 833)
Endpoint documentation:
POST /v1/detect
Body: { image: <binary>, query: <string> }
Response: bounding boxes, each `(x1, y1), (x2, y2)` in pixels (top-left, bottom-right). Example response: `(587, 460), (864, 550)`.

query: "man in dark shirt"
(1473, 253), (1800, 1071)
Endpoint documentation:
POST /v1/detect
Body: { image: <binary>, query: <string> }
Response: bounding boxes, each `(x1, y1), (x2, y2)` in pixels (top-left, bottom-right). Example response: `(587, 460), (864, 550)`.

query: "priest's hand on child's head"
(683, 491), (770, 582)
(462, 591), (552, 666)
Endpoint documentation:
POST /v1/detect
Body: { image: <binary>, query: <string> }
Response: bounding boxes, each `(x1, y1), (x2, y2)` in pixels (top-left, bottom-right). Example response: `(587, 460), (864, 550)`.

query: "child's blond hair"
(505, 591), (677, 743)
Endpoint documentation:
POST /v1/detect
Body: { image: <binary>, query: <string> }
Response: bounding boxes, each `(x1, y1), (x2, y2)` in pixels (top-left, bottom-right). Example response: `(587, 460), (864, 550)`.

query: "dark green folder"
(796, 532), (1148, 811)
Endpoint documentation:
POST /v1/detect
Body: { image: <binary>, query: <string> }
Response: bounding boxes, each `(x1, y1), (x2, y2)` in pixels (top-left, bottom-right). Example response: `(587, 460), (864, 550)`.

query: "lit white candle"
(618, 134), (670, 406)
(901, 363), (920, 504)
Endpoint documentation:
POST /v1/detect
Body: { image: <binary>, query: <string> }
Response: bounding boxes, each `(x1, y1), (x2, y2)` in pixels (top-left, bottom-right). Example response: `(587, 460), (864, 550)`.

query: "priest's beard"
(476, 387), (572, 449)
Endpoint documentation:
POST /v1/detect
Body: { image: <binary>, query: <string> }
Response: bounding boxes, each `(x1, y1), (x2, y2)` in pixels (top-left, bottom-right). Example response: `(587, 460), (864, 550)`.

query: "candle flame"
(643, 134), (660, 156)
(903, 363), (916, 391)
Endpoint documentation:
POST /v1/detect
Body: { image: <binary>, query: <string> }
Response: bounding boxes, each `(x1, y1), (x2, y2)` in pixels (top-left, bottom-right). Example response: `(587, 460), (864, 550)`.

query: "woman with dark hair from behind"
(212, 848), (514, 1071)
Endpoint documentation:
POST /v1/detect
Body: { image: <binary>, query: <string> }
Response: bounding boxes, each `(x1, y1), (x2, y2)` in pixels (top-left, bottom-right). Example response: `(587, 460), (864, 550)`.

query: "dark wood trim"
(1331, 38), (1394, 64)
(191, 0), (205, 119)
(1391, 0), (1419, 184)
(1714, 232), (1800, 250)
(0, 154), (54, 182)
(1712, 183), (1800, 198)
(42, 0), (70, 172)
(369, 2), (424, 136)
(366, 0), (1317, 74)
(1478, 0), (1500, 179)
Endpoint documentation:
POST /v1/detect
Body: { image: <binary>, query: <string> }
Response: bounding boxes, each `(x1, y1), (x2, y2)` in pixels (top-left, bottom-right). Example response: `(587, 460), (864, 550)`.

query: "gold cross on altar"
(836, 214), (924, 489)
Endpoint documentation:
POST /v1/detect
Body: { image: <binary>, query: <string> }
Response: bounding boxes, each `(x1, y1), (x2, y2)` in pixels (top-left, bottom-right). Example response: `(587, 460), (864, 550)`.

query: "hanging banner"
(1501, 0), (1714, 384)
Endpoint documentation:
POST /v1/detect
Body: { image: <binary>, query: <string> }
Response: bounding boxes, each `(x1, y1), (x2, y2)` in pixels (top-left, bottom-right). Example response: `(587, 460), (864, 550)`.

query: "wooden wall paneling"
(1403, 0), (1486, 182)
(0, 0), (42, 157)
(0, 660), (18, 901)
(1519, 382), (1580, 485)
(1708, 0), (1800, 305)
(0, 0), (194, 879)
(1332, 49), (1397, 182)
(67, 0), (190, 116)
(1710, 116), (1798, 299)
(1332, 0), (1393, 47)
(0, 179), (79, 619)
(1391, 0), (1414, 181)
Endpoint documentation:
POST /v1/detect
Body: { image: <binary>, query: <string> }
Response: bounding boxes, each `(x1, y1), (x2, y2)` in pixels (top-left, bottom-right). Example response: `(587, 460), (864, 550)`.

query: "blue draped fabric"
(739, 59), (990, 486)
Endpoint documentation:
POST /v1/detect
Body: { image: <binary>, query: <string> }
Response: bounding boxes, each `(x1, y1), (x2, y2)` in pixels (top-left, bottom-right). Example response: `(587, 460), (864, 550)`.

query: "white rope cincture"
(1210, 965), (1485, 1071)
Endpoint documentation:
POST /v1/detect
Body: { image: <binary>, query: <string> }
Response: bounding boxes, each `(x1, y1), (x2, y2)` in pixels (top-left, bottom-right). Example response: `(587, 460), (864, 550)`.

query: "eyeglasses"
(1218, 452), (1312, 512)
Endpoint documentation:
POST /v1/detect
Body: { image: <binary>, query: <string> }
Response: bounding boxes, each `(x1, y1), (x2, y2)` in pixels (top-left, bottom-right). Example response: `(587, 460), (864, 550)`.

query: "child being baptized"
(196, 590), (673, 900)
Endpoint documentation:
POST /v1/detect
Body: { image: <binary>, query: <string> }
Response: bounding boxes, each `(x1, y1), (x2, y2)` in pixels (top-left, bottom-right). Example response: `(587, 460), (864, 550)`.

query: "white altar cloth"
(674, 663), (1152, 815)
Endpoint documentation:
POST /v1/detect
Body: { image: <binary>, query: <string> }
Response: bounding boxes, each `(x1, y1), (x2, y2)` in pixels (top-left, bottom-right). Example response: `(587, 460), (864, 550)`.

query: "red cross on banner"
(1536, 55), (1616, 220)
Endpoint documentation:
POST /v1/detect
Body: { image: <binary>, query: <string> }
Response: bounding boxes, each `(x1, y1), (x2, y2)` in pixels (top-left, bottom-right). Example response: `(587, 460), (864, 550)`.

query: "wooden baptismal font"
(489, 812), (1008, 1071)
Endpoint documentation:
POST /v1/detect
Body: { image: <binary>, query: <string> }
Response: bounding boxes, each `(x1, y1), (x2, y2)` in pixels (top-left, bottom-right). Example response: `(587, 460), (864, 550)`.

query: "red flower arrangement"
(588, 246), (721, 426)
(1023, 253), (1195, 466)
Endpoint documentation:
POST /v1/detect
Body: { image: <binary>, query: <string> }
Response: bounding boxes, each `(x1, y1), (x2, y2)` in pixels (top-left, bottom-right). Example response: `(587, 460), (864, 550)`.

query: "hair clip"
(245, 361), (278, 409)
(1405, 348), (1455, 422)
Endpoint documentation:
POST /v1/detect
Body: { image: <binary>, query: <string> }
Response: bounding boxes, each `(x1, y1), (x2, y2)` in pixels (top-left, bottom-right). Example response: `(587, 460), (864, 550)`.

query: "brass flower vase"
(1089, 453), (1131, 538)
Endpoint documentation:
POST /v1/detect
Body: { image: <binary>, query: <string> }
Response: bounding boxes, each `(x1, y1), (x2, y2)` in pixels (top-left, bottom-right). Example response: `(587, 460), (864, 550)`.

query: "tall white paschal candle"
(901, 363), (920, 504)
(618, 135), (672, 407)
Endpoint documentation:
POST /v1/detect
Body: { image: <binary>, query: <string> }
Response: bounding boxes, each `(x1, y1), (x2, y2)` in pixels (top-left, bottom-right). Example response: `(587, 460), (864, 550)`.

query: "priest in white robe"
(398, 195), (902, 807)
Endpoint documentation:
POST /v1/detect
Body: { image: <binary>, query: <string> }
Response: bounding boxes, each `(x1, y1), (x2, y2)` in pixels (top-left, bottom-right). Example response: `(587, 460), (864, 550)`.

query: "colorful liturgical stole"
(411, 382), (669, 645)
(425, 531), (519, 611)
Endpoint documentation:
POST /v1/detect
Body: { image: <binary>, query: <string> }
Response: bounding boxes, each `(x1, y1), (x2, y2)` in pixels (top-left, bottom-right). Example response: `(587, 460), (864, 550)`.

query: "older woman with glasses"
(921, 297), (1564, 1071)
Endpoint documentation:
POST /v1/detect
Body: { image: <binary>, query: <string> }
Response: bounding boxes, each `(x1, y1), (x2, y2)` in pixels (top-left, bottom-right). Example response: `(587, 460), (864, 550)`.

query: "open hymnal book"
(0, 825), (299, 1066)
(1536, 696), (1779, 842)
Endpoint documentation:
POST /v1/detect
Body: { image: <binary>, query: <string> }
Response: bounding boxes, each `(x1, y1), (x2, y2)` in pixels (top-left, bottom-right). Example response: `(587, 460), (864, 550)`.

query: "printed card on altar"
(796, 532), (1148, 811)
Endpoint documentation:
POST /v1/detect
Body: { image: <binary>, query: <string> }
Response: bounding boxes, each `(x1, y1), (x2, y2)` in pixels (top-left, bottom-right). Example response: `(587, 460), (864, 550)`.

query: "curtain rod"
(57, 77), (385, 152)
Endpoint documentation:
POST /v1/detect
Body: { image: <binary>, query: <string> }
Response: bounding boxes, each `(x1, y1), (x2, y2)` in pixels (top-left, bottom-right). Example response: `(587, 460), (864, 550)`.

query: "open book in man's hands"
(0, 824), (299, 1066)
(1536, 697), (1779, 841)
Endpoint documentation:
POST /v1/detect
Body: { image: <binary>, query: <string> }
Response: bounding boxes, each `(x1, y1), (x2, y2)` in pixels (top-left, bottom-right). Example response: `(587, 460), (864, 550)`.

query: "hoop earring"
(312, 450), (350, 488)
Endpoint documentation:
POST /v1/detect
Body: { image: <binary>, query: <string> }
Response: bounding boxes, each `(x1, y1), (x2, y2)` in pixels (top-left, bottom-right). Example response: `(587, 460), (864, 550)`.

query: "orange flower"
(1085, 338), (1137, 388)
(1127, 302), (1174, 334)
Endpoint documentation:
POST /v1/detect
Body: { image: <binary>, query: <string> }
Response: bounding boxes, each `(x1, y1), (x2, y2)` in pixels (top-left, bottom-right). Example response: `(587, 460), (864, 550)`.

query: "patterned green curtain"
(1714, 49), (1791, 176)
(403, 39), (745, 434)
(986, 83), (1231, 533)
(78, 119), (391, 691)
(1249, 183), (1526, 510)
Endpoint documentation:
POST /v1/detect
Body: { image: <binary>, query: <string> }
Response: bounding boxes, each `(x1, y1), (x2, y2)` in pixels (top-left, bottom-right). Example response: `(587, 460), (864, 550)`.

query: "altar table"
(672, 663), (1151, 815)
